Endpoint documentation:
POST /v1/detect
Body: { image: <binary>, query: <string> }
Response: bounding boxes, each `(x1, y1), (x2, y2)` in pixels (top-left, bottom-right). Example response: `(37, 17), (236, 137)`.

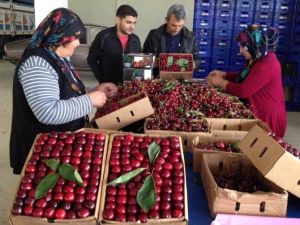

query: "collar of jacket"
(156, 24), (193, 39)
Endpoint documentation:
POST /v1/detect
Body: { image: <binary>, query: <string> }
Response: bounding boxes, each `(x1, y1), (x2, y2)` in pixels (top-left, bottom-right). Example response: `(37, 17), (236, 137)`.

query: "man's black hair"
(116, 5), (138, 18)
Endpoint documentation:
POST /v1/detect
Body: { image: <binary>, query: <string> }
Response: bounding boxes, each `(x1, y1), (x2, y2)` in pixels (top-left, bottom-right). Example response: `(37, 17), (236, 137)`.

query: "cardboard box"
(145, 118), (265, 152)
(144, 118), (210, 152)
(9, 129), (109, 225)
(95, 92), (154, 130)
(123, 53), (155, 69)
(211, 214), (300, 225)
(123, 68), (153, 81)
(159, 53), (193, 80)
(239, 125), (300, 198)
(201, 153), (288, 217)
(192, 134), (243, 173)
(98, 133), (188, 225)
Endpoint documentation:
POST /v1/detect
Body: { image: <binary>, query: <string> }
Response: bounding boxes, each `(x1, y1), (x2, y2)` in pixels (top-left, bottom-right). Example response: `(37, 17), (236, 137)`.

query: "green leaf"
(35, 173), (59, 199)
(43, 158), (60, 171)
(167, 56), (174, 66)
(136, 175), (156, 212)
(230, 142), (241, 153)
(148, 142), (161, 166)
(58, 163), (83, 186)
(107, 168), (145, 186)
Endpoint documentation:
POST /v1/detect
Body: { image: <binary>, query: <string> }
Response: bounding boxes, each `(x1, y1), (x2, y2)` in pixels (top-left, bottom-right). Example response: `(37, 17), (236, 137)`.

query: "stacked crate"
(290, 0), (300, 109)
(254, 1), (275, 28)
(211, 0), (236, 71)
(193, 0), (216, 78)
(229, 0), (255, 71)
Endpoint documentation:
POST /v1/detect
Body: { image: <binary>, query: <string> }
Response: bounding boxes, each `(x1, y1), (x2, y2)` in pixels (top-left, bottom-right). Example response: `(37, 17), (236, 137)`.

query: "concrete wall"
(34, 0), (68, 28)
(69, 0), (194, 45)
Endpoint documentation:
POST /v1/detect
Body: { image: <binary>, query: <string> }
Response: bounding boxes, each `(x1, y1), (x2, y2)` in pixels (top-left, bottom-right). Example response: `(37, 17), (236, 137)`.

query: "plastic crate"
(194, 9), (215, 21)
(215, 9), (235, 21)
(195, 28), (213, 39)
(213, 38), (231, 49)
(194, 18), (215, 29)
(234, 11), (254, 23)
(255, 1), (274, 13)
(216, 0), (235, 11)
(198, 46), (212, 57)
(275, 0), (296, 14)
(236, 0), (255, 12)
(215, 19), (234, 30)
(194, 64), (211, 78)
(214, 28), (233, 38)
(195, 0), (215, 11)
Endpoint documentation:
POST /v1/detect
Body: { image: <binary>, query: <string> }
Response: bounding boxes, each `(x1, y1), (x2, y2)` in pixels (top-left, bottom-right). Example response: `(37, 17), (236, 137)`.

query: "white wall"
(34, 0), (68, 28)
(69, 0), (194, 44)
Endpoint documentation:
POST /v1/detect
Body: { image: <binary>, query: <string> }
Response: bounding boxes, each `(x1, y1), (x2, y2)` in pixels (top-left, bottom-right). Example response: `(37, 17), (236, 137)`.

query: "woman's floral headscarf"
(236, 24), (279, 82)
(23, 8), (85, 94)
(29, 8), (84, 51)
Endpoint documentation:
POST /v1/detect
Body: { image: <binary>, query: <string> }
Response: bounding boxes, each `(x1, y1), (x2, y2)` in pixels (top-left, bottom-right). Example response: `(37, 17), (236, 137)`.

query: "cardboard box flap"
(238, 125), (284, 175)
(265, 152), (300, 195)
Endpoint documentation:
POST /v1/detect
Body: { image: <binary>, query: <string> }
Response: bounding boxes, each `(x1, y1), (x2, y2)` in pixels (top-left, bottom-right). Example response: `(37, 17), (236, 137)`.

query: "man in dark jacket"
(143, 4), (199, 76)
(88, 5), (141, 84)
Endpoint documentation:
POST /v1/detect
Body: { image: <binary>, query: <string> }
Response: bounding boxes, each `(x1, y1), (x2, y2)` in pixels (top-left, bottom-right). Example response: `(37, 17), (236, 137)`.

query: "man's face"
(239, 46), (252, 60)
(117, 16), (137, 35)
(165, 14), (185, 36)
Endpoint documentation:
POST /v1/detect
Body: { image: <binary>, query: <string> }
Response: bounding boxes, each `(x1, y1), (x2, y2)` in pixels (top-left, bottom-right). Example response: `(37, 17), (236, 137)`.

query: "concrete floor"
(0, 59), (299, 224)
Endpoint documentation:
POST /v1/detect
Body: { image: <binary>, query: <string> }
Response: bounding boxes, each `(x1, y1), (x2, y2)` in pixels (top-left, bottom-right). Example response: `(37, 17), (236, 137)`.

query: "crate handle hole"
(223, 124), (227, 130)
(238, 124), (242, 131)
(259, 147), (268, 158)
(219, 161), (224, 171)
(116, 117), (121, 123)
(235, 202), (240, 211)
(250, 138), (258, 148)
(260, 201), (266, 212)
(130, 110), (135, 116)
(297, 180), (300, 185)
(184, 139), (188, 146)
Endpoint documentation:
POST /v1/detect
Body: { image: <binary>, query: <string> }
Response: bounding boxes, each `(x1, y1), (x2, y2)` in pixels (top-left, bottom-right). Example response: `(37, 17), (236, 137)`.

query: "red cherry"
(23, 205), (33, 216)
(11, 205), (23, 215)
(64, 192), (75, 202)
(44, 207), (55, 219)
(67, 210), (77, 219)
(103, 209), (114, 220)
(32, 207), (43, 217)
(77, 207), (90, 218)
(172, 208), (183, 218)
(55, 208), (66, 219)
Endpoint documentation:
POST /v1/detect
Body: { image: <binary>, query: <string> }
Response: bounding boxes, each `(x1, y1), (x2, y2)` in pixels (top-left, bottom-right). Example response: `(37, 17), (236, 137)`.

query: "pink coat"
(225, 52), (287, 138)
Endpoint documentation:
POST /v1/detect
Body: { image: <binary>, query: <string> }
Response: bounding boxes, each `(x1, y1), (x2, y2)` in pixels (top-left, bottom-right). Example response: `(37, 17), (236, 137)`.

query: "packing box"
(95, 92), (154, 130)
(98, 133), (188, 225)
(192, 134), (243, 173)
(145, 118), (265, 152)
(201, 153), (288, 217)
(211, 214), (300, 225)
(123, 53), (155, 69)
(159, 53), (193, 80)
(9, 129), (109, 225)
(239, 125), (300, 198)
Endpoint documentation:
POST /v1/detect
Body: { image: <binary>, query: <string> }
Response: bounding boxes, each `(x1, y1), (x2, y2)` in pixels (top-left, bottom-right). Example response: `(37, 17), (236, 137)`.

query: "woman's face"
(239, 46), (252, 60)
(55, 39), (80, 58)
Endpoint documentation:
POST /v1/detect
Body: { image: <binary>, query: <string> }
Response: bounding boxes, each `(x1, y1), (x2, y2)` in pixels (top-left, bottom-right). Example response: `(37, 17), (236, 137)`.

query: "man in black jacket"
(143, 4), (199, 77)
(88, 5), (141, 84)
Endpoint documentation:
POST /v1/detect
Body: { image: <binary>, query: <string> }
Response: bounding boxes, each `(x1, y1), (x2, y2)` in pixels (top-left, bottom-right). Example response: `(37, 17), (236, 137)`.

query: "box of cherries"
(99, 133), (188, 224)
(94, 92), (154, 130)
(10, 129), (109, 225)
(159, 53), (193, 80)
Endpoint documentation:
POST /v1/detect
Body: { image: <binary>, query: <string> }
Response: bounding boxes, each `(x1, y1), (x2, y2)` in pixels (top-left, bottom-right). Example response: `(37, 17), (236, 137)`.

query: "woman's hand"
(207, 70), (228, 89)
(94, 82), (118, 98)
(208, 70), (226, 78)
(87, 91), (107, 108)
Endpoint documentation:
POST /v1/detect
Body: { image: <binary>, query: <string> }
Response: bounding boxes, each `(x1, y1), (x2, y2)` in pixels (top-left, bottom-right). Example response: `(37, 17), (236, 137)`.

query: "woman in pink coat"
(207, 24), (287, 138)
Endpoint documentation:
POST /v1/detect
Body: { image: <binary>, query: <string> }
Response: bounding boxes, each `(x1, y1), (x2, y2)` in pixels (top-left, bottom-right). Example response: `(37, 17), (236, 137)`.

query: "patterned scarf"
(236, 24), (279, 82)
(23, 8), (85, 93)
